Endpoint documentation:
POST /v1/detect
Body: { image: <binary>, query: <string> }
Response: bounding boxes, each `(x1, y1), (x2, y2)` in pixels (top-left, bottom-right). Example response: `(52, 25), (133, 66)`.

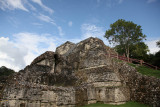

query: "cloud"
(31, 0), (54, 14)
(81, 23), (109, 46)
(147, 0), (157, 3)
(0, 0), (28, 11)
(0, 0), (54, 14)
(26, 0), (36, 11)
(145, 39), (160, 54)
(0, 37), (27, 71)
(81, 24), (104, 39)
(57, 26), (64, 36)
(68, 21), (73, 27)
(0, 32), (57, 71)
(37, 13), (55, 25)
(37, 14), (65, 36)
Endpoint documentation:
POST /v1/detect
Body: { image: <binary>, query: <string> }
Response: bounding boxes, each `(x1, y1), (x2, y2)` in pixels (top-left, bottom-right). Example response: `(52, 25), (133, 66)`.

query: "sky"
(0, 0), (160, 71)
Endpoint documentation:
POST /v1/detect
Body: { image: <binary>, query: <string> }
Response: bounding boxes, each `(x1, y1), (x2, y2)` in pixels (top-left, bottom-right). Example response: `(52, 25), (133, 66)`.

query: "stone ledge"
(93, 81), (122, 87)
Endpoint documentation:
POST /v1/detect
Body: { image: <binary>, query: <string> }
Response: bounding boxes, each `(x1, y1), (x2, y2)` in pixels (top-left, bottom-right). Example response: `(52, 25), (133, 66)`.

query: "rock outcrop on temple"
(1, 37), (160, 107)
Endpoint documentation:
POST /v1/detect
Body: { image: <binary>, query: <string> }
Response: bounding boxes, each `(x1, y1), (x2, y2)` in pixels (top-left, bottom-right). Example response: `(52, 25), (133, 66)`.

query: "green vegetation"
(0, 66), (15, 76)
(0, 66), (15, 99)
(81, 101), (149, 107)
(146, 51), (160, 68)
(157, 40), (160, 48)
(104, 19), (160, 68)
(136, 65), (160, 78)
(114, 42), (149, 61)
(112, 58), (123, 63)
(128, 63), (160, 78)
(127, 63), (137, 67)
(104, 19), (146, 58)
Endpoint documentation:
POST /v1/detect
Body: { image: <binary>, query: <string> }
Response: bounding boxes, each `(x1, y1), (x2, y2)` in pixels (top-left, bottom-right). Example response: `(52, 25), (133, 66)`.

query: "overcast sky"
(0, 0), (160, 71)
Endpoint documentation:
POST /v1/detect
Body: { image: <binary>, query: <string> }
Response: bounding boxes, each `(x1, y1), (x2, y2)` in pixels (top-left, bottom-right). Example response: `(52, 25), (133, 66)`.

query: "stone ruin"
(0, 37), (160, 107)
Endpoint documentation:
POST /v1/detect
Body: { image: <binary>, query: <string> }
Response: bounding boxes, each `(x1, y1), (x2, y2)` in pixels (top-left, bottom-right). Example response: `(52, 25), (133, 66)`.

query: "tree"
(129, 42), (149, 60)
(0, 66), (15, 76)
(153, 51), (160, 67)
(114, 42), (149, 60)
(157, 40), (160, 48)
(0, 66), (15, 85)
(104, 19), (146, 58)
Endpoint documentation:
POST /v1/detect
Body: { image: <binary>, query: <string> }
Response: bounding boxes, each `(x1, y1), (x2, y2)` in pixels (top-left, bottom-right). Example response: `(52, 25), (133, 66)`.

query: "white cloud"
(13, 32), (57, 54)
(37, 13), (55, 25)
(26, 1), (36, 11)
(0, 33), (57, 71)
(81, 24), (104, 39)
(0, 0), (28, 11)
(57, 26), (64, 36)
(37, 14), (65, 36)
(31, 0), (54, 14)
(145, 39), (160, 54)
(0, 0), (54, 14)
(68, 21), (73, 27)
(81, 23), (109, 46)
(147, 0), (157, 3)
(0, 37), (27, 71)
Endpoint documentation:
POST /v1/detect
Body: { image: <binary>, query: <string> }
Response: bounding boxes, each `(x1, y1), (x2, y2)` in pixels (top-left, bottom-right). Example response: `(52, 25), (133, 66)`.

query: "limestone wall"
(113, 62), (160, 107)
(1, 37), (160, 107)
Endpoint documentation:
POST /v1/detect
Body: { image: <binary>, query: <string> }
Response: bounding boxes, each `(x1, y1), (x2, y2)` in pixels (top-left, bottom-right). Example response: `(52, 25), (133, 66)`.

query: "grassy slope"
(81, 101), (150, 107)
(128, 63), (160, 78)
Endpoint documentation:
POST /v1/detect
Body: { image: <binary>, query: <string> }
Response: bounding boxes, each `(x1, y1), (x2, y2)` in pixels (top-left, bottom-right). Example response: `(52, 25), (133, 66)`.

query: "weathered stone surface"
(31, 51), (54, 66)
(115, 62), (160, 107)
(31, 51), (55, 73)
(56, 41), (76, 56)
(1, 37), (160, 107)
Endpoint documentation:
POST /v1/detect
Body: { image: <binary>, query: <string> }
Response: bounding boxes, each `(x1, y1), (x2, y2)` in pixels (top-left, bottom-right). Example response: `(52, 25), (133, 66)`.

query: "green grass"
(80, 101), (150, 107)
(136, 65), (160, 78)
(127, 63), (160, 79)
(112, 58), (123, 63)
(127, 63), (137, 67)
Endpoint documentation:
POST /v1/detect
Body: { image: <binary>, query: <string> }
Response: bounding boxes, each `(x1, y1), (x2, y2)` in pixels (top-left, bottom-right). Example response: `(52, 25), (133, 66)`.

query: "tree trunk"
(127, 46), (129, 58)
(125, 45), (130, 60)
(125, 48), (128, 57)
(127, 46), (130, 62)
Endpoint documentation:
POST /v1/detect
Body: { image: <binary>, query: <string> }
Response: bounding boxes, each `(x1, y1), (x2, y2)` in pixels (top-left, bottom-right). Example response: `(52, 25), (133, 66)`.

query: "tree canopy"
(0, 66), (15, 76)
(115, 42), (149, 60)
(157, 40), (160, 48)
(104, 19), (146, 58)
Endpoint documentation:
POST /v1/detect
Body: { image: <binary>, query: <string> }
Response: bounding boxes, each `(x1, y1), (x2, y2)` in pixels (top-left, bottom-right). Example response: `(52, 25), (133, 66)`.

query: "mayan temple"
(1, 37), (160, 107)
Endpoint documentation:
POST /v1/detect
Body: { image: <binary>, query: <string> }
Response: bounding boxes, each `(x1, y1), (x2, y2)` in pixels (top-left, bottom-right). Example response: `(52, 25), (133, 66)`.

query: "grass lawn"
(128, 63), (160, 78)
(136, 66), (160, 78)
(80, 101), (150, 107)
